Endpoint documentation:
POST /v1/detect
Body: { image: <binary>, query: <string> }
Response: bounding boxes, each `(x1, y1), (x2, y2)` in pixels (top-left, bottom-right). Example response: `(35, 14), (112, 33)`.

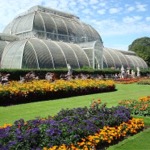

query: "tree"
(128, 37), (150, 67)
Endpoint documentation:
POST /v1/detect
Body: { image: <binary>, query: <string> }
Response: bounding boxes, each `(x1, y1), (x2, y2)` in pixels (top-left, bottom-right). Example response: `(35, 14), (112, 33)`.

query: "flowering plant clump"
(139, 96), (150, 102)
(0, 100), (141, 150)
(115, 78), (139, 84)
(119, 96), (150, 116)
(0, 123), (12, 129)
(137, 79), (150, 85)
(0, 79), (115, 106)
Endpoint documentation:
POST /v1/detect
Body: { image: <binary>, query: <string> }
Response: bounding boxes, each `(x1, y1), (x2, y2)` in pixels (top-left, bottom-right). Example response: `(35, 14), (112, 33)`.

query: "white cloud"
(45, 1), (59, 8)
(126, 6), (135, 12)
(123, 16), (142, 24)
(109, 7), (121, 14)
(136, 2), (147, 12)
(69, 1), (77, 6)
(92, 5), (99, 10)
(89, 0), (99, 5)
(82, 8), (92, 15)
(146, 17), (150, 21)
(97, 9), (106, 15)
(98, 2), (106, 7)
(89, 16), (150, 37)
(77, 0), (88, 7)
(55, 0), (69, 10)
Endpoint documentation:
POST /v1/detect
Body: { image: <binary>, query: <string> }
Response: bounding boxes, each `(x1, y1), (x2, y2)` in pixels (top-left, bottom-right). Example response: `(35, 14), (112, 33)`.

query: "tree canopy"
(128, 37), (150, 67)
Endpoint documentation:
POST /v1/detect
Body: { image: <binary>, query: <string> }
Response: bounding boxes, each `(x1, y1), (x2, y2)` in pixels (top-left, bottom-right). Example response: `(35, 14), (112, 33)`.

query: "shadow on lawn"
(0, 88), (117, 106)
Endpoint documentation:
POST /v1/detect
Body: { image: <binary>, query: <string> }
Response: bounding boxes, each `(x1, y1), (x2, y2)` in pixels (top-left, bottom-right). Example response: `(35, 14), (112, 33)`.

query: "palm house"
(0, 5), (148, 69)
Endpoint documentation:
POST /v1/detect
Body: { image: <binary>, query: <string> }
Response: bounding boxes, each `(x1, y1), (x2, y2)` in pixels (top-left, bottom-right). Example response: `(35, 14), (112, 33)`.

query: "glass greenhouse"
(0, 5), (148, 69)
(103, 48), (147, 69)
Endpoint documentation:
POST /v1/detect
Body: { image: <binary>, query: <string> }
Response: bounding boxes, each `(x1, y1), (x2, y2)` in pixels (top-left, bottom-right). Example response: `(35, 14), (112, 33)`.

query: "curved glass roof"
(0, 40), (8, 63)
(103, 48), (148, 69)
(3, 5), (103, 44)
(1, 38), (90, 69)
(0, 33), (19, 42)
(78, 41), (103, 69)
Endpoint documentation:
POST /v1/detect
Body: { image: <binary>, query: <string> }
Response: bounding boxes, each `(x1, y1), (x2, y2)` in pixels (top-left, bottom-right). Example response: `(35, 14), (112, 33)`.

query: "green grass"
(134, 116), (150, 126)
(0, 83), (150, 125)
(108, 128), (150, 150)
(0, 83), (150, 149)
(108, 116), (150, 150)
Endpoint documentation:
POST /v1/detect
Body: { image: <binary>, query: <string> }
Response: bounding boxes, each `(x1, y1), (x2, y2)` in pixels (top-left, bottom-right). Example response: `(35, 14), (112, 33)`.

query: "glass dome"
(3, 5), (103, 44)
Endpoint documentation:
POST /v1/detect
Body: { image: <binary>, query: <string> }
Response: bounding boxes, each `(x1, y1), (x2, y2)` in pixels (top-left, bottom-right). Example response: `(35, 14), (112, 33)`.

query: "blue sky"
(0, 0), (150, 50)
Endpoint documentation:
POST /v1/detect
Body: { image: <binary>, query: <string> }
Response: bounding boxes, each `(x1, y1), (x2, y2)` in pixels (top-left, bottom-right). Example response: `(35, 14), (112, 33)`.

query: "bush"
(140, 68), (150, 76)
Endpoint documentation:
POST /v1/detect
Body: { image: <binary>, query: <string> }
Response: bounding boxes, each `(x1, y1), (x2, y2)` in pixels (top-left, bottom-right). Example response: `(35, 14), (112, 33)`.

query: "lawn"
(108, 127), (150, 150)
(0, 83), (150, 149)
(0, 83), (149, 125)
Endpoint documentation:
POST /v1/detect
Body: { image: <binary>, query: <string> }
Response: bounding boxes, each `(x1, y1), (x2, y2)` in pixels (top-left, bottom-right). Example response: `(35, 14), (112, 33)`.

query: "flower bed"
(0, 100), (144, 150)
(43, 118), (144, 150)
(115, 78), (139, 84)
(137, 79), (150, 85)
(0, 79), (115, 106)
(119, 96), (150, 116)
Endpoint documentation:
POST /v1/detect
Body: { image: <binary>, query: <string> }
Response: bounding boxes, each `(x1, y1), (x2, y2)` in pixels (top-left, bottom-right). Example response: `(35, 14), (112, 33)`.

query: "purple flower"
(0, 128), (10, 139)
(46, 128), (61, 136)
(7, 141), (17, 148)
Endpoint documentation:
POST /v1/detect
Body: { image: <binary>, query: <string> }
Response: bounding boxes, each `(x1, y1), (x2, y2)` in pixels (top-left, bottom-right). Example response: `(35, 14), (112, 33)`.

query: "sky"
(0, 0), (150, 51)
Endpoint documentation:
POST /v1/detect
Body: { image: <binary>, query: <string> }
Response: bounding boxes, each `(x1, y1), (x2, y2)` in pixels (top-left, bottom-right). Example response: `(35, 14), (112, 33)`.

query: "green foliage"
(140, 68), (150, 76)
(0, 68), (120, 80)
(128, 37), (150, 67)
